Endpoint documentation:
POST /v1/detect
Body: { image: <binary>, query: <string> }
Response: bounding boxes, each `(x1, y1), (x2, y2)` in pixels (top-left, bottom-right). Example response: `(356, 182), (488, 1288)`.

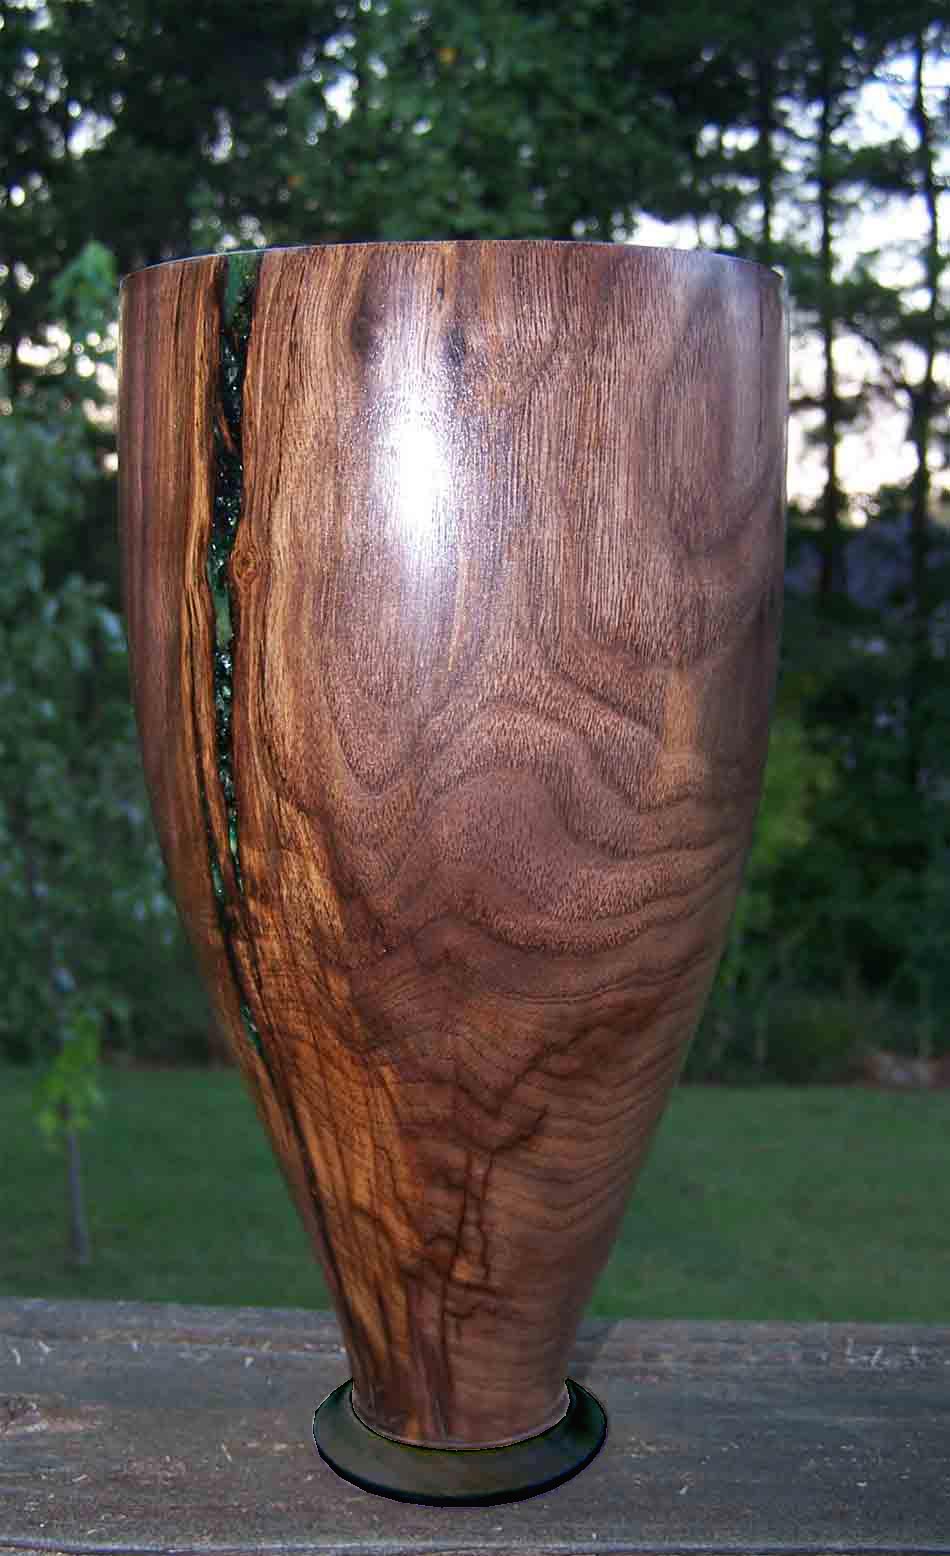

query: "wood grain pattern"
(118, 240), (787, 1451)
(4, 1301), (949, 1553)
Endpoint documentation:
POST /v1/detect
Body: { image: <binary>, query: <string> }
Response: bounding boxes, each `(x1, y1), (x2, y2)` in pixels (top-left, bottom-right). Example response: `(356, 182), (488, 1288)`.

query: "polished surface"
(118, 241), (787, 1454)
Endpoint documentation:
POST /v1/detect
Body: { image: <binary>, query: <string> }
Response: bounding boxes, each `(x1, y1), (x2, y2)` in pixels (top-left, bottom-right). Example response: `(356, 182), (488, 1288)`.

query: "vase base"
(312, 1376), (607, 1506)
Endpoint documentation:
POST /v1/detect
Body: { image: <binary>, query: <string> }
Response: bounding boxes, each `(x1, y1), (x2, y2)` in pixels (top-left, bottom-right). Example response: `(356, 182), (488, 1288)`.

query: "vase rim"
(120, 238), (785, 288)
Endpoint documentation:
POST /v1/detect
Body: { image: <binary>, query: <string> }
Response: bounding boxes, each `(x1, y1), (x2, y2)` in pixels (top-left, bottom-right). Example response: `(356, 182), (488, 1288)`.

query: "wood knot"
(230, 540), (260, 585)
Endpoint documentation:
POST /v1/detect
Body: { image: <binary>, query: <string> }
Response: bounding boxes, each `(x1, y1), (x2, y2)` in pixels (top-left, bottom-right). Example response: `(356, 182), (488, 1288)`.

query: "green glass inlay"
(206, 251), (261, 900)
(200, 250), (264, 1061)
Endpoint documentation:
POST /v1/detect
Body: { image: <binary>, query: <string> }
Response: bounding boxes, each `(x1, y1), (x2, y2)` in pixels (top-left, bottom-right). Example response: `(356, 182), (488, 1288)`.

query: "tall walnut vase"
(118, 239), (787, 1507)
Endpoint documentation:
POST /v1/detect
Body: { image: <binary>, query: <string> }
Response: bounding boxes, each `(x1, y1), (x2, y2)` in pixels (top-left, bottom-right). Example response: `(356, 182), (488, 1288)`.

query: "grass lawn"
(2, 1066), (947, 1321)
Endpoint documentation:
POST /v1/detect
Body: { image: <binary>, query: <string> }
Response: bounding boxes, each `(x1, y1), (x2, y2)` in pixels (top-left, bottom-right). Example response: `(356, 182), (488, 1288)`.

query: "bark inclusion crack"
(202, 251), (263, 1059)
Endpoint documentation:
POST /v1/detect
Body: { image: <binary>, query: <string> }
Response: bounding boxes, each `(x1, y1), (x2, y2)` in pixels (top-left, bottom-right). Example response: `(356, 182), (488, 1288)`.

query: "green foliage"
(49, 242), (118, 357)
(265, 0), (729, 246)
(686, 519), (950, 1082)
(0, 0), (947, 1088)
(751, 993), (867, 1085)
(787, 583), (947, 993)
(32, 998), (108, 1146)
(0, 242), (210, 1069)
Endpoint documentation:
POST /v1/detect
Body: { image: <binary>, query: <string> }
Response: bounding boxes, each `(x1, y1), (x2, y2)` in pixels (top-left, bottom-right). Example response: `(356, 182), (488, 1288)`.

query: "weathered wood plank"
(1, 1301), (948, 1554)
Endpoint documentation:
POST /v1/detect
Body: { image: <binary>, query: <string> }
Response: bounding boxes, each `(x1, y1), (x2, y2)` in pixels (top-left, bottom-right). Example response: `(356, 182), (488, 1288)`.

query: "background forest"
(2, 0), (948, 1106)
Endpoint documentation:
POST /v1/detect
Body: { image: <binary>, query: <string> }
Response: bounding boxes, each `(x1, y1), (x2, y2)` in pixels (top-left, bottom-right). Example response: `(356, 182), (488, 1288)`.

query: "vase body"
(118, 239), (787, 1502)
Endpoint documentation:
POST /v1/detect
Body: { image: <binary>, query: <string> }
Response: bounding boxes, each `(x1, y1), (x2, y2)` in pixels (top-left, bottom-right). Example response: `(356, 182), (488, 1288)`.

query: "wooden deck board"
(1, 1301), (948, 1554)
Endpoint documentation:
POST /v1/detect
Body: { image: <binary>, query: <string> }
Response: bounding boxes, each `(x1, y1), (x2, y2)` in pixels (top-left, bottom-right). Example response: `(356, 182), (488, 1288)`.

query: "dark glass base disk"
(312, 1377), (608, 1507)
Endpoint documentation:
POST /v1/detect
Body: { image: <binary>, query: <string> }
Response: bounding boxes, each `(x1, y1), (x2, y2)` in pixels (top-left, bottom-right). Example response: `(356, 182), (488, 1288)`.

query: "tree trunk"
(816, 56), (846, 607)
(755, 51), (776, 267)
(11, 797), (94, 1267)
(904, 30), (940, 795)
(61, 1103), (91, 1268)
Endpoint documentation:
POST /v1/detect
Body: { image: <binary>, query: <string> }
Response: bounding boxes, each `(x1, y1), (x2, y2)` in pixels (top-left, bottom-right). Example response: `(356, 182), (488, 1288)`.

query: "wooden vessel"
(118, 239), (787, 1505)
